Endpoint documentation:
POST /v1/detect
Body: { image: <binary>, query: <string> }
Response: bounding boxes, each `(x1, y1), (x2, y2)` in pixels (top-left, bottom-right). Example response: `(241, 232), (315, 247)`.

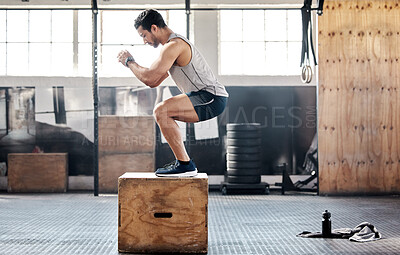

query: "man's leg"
(153, 93), (199, 162)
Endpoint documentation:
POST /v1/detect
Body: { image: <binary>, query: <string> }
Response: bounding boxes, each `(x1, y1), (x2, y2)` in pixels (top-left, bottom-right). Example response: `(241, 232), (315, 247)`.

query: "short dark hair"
(134, 9), (166, 31)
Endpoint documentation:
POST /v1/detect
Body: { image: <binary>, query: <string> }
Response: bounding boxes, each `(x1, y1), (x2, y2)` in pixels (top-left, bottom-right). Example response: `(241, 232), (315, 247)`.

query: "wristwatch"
(125, 56), (135, 67)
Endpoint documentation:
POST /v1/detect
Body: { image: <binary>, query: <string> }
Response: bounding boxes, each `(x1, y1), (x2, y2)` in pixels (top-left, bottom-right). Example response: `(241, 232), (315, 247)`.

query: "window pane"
(133, 45), (161, 68)
(35, 87), (53, 112)
(287, 10), (302, 41)
(29, 10), (51, 42)
(243, 10), (264, 42)
(29, 43), (51, 75)
(100, 44), (160, 77)
(7, 10), (29, 42)
(78, 10), (92, 43)
(7, 43), (29, 75)
(243, 42), (266, 75)
(101, 45), (133, 77)
(265, 42), (287, 75)
(220, 42), (243, 75)
(52, 11), (73, 42)
(78, 43), (92, 76)
(265, 10), (287, 41)
(168, 10), (187, 36)
(36, 113), (55, 125)
(287, 41), (302, 75)
(0, 11), (6, 42)
(0, 43), (5, 75)
(52, 43), (73, 75)
(64, 87), (93, 111)
(220, 9), (309, 76)
(220, 10), (242, 42)
(102, 11), (141, 45)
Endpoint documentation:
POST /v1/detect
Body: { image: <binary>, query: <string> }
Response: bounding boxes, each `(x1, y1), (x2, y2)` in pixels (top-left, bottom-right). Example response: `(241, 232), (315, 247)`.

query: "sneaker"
(153, 160), (176, 174)
(155, 159), (198, 177)
(160, 160), (176, 170)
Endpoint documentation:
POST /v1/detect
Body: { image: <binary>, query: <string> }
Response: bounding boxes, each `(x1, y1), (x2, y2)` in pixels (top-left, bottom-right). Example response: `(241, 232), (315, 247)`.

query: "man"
(117, 9), (228, 177)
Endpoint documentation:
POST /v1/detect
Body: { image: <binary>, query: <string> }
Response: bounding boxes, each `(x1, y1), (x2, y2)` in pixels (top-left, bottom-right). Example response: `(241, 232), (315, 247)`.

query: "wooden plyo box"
(118, 172), (208, 254)
(8, 153), (68, 193)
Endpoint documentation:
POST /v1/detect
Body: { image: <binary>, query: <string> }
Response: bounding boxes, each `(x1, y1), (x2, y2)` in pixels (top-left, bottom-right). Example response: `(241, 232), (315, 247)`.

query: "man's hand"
(117, 50), (134, 67)
(116, 45), (172, 87)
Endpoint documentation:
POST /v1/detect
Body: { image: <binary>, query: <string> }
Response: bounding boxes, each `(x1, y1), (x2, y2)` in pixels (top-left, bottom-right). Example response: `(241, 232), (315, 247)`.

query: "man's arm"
(127, 61), (169, 88)
(118, 41), (181, 88)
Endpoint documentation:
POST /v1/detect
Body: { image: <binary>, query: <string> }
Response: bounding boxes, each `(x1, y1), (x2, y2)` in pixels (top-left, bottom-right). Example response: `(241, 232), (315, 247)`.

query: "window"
(100, 10), (187, 77)
(78, 10), (93, 77)
(0, 10), (75, 76)
(219, 10), (304, 76)
(53, 87), (67, 124)
(0, 9), (186, 77)
(0, 89), (7, 138)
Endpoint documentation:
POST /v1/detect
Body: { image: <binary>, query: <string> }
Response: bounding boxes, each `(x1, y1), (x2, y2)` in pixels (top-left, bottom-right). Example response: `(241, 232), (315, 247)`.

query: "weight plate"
(227, 138), (261, 146)
(227, 153), (261, 161)
(226, 175), (261, 184)
(227, 131), (261, 139)
(227, 123), (261, 131)
(226, 168), (261, 176)
(227, 146), (260, 154)
(227, 161), (261, 169)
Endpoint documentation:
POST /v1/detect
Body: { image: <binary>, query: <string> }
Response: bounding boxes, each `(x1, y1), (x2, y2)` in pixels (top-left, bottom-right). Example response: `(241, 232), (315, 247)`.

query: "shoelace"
(162, 160), (177, 169)
(154, 160), (177, 173)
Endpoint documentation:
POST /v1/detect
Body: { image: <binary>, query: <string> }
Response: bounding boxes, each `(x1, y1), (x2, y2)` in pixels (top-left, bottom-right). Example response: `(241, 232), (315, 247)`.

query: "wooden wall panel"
(99, 116), (156, 193)
(99, 153), (154, 193)
(99, 116), (155, 153)
(318, 0), (400, 194)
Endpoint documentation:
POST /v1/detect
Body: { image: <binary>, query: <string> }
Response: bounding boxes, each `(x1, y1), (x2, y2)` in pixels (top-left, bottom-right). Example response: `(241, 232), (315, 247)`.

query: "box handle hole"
(154, 212), (172, 218)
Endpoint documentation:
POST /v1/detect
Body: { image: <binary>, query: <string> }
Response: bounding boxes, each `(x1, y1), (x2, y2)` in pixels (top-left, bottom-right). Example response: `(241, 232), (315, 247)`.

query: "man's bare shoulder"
(165, 37), (186, 49)
(161, 37), (188, 56)
(158, 39), (177, 54)
(161, 37), (191, 66)
(156, 38), (183, 63)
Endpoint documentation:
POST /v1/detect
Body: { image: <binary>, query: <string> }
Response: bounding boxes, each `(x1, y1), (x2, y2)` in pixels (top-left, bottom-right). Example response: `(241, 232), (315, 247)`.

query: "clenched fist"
(117, 50), (135, 67)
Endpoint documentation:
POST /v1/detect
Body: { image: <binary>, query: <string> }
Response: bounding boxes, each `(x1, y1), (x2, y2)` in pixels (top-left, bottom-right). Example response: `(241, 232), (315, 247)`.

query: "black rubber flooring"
(0, 192), (399, 254)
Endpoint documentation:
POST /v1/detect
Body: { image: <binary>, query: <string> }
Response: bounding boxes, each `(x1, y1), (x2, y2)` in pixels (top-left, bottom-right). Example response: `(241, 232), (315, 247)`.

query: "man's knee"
(153, 102), (166, 123)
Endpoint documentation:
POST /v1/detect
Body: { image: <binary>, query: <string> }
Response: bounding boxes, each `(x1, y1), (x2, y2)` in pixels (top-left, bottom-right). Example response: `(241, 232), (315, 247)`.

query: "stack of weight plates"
(226, 123), (261, 184)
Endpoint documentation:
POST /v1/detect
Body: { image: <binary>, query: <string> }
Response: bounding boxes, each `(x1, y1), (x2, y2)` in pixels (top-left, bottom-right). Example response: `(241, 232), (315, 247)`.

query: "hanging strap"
(300, 0), (317, 67)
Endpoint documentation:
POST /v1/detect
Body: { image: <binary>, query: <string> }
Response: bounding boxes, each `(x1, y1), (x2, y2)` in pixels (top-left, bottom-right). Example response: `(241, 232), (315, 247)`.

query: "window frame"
(0, 9), (188, 78)
(218, 8), (316, 78)
(0, 6), (318, 87)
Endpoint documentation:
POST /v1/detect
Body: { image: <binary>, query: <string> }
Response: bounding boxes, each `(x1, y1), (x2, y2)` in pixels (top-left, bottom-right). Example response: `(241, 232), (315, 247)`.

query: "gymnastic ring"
(301, 65), (309, 83)
(306, 65), (313, 83)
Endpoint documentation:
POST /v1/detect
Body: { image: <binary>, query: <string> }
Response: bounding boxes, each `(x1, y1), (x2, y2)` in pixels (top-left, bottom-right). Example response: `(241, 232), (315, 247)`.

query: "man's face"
(137, 25), (159, 48)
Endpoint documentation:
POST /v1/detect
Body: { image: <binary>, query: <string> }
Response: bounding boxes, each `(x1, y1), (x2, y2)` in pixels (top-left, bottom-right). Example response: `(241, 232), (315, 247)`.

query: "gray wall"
(156, 85), (316, 175)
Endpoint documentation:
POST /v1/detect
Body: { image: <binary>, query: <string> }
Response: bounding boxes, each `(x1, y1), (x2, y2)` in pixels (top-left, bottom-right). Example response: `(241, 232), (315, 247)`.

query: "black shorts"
(186, 90), (228, 122)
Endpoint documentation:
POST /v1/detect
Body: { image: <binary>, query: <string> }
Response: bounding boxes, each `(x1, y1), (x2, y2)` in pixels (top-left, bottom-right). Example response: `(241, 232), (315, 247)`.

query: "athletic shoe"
(155, 159), (198, 177)
(153, 160), (176, 173)
(160, 160), (176, 170)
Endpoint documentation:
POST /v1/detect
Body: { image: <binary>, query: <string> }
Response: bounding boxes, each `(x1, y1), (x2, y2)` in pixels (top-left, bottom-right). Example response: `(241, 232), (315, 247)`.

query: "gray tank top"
(167, 33), (229, 97)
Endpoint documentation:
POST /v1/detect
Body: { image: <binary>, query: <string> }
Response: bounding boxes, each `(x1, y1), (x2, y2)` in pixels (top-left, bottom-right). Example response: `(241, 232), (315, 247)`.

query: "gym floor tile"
(0, 192), (399, 254)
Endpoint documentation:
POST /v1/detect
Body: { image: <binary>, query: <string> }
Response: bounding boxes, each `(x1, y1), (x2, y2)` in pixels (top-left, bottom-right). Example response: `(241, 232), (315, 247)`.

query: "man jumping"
(117, 9), (228, 177)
